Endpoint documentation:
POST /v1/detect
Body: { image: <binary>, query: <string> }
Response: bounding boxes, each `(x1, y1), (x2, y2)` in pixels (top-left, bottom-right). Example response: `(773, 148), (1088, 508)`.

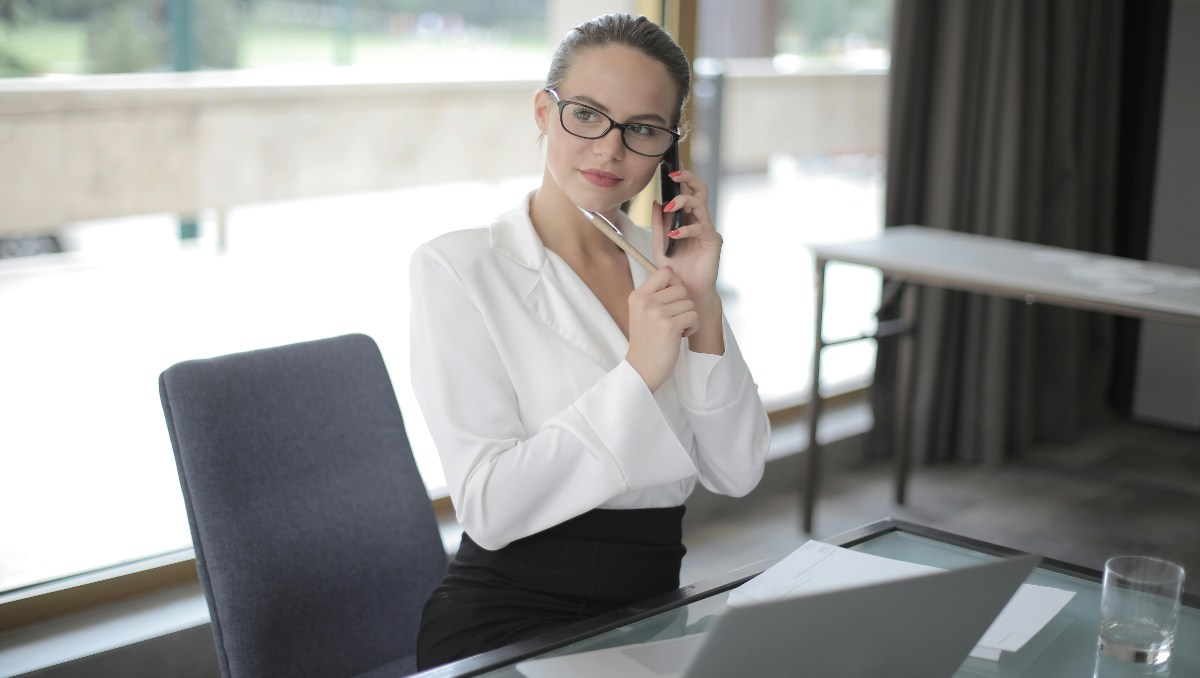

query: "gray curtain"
(875, 0), (1126, 464)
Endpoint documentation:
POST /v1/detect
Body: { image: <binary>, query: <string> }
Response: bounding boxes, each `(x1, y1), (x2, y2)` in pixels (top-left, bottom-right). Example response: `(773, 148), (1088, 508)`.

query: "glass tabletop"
(848, 530), (1199, 677)
(417, 520), (1199, 678)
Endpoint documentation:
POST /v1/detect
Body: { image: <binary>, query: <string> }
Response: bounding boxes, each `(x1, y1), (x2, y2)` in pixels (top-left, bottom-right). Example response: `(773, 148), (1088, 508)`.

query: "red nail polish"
(663, 200), (677, 212)
(668, 171), (683, 177)
(668, 229), (680, 237)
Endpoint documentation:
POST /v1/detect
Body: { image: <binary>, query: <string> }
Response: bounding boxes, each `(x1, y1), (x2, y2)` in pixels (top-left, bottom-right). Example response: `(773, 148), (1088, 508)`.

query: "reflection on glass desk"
(410, 519), (1200, 678)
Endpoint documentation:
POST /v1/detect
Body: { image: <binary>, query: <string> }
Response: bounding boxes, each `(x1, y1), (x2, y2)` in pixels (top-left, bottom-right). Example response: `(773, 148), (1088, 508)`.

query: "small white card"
(970, 583), (1076, 659)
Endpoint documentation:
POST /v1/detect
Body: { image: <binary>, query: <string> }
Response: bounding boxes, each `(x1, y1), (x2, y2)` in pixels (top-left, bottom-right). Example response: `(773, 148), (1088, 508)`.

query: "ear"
(533, 90), (550, 135)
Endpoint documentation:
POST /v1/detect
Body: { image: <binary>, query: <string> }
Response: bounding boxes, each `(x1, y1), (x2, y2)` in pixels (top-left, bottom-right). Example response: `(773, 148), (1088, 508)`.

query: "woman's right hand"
(626, 266), (698, 392)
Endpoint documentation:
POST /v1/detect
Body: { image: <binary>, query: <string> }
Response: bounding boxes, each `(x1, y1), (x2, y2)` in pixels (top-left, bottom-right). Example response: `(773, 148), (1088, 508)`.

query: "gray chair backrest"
(159, 334), (447, 678)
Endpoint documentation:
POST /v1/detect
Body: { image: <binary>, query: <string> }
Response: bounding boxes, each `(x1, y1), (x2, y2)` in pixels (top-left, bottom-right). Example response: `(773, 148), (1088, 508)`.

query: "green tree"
(30, 0), (107, 22)
(83, 0), (241, 74)
(0, 0), (36, 76)
(193, 0), (240, 69)
(85, 2), (165, 73)
(1, 0), (22, 24)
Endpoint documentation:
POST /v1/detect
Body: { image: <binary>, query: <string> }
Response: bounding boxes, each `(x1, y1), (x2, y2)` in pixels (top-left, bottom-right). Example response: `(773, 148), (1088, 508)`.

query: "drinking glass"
(1099, 556), (1186, 665)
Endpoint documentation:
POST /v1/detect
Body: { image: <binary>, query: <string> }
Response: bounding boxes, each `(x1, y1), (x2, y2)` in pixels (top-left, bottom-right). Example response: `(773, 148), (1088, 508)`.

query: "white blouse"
(409, 194), (770, 550)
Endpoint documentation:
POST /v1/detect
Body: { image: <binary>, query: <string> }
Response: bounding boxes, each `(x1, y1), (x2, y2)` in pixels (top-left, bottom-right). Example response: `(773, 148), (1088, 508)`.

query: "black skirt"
(416, 506), (687, 670)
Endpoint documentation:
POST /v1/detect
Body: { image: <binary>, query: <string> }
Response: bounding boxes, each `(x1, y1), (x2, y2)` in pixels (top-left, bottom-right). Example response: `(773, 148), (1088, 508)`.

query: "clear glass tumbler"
(1099, 555), (1186, 665)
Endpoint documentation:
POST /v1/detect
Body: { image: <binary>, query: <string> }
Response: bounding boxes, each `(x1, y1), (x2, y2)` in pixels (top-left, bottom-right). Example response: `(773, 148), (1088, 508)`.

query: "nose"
(592, 127), (626, 161)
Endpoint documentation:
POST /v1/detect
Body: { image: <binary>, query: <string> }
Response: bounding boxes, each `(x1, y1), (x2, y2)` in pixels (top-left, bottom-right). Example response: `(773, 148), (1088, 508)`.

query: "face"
(535, 45), (678, 214)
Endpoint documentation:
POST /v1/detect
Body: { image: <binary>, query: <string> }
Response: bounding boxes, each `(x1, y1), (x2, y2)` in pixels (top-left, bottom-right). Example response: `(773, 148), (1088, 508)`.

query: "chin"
(573, 187), (634, 215)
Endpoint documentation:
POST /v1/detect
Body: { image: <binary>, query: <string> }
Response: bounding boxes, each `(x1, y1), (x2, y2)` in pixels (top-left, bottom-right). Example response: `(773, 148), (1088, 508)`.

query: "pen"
(576, 206), (658, 274)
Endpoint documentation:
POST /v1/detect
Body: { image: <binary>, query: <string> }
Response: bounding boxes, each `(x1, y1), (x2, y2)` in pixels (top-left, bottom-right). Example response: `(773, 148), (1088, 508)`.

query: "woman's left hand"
(651, 169), (723, 305)
(651, 169), (725, 355)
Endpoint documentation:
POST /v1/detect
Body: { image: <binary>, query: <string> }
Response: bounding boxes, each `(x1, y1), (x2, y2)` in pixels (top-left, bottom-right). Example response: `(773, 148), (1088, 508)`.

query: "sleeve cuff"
(674, 320), (751, 412)
(572, 360), (698, 489)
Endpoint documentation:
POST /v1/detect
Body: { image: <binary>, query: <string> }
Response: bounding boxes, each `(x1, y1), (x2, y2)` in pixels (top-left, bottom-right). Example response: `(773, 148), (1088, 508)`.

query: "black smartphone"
(660, 143), (681, 256)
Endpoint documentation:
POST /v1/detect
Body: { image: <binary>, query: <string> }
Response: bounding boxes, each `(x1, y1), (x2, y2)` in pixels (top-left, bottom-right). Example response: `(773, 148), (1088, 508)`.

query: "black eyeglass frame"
(544, 88), (681, 158)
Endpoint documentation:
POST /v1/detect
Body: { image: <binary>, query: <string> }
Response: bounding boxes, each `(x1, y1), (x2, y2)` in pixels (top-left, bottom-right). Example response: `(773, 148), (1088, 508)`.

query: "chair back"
(160, 334), (446, 677)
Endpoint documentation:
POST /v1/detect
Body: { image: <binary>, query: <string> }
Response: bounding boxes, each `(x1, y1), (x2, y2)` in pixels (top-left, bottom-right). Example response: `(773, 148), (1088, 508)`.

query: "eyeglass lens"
(559, 102), (674, 156)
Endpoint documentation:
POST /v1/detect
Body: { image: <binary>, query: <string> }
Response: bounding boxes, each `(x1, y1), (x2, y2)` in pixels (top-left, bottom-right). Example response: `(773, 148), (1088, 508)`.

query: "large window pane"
(0, 1), (892, 594)
(697, 0), (891, 405)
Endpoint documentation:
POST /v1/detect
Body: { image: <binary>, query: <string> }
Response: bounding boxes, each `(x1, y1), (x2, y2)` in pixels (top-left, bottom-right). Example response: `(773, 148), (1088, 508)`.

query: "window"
(695, 0), (893, 408)
(0, 0), (557, 598)
(0, 1), (892, 599)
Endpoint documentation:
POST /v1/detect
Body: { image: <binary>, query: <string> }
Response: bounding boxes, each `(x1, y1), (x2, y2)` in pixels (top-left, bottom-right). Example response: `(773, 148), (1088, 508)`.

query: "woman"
(409, 13), (770, 668)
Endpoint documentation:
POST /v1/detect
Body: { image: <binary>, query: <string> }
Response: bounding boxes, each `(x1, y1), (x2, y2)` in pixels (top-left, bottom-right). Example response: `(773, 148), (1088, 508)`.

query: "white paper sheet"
(969, 583), (1076, 659)
(727, 540), (941, 607)
(728, 541), (1075, 661)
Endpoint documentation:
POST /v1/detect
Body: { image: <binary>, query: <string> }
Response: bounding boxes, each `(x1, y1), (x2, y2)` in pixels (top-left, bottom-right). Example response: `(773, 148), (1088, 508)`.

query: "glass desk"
(410, 519), (1200, 677)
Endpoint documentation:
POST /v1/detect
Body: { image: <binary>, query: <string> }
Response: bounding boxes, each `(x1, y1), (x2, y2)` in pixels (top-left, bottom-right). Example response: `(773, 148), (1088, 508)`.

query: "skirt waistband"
(447, 506), (687, 607)
(534, 506), (685, 545)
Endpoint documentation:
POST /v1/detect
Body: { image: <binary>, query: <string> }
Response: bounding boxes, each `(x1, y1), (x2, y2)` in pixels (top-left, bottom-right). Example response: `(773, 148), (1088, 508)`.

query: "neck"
(530, 171), (625, 264)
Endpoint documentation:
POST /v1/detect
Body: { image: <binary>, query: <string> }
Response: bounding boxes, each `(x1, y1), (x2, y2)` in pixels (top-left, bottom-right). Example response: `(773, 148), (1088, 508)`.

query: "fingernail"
(668, 229), (680, 237)
(668, 171), (683, 177)
(663, 200), (677, 212)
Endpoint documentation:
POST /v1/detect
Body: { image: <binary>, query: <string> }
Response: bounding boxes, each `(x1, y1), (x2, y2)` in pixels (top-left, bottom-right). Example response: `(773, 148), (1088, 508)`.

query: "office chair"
(160, 334), (447, 678)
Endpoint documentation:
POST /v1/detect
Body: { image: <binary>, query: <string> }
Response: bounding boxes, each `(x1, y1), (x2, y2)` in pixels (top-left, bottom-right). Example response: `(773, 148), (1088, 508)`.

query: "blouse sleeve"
(409, 244), (700, 550)
(673, 320), (771, 497)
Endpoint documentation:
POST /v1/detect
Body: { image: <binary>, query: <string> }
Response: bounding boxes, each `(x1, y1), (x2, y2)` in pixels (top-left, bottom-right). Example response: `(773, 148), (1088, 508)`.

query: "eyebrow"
(571, 94), (670, 126)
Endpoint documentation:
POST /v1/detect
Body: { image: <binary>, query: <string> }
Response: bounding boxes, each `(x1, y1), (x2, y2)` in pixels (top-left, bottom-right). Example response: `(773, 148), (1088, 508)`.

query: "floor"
(681, 413), (1200, 597)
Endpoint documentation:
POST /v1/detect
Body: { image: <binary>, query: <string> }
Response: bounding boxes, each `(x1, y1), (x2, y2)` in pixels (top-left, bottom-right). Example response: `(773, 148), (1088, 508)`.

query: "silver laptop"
(516, 554), (1039, 678)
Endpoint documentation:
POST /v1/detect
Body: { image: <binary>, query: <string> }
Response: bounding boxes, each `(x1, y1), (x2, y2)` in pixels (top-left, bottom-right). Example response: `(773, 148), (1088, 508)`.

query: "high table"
(409, 519), (1200, 677)
(804, 227), (1200, 533)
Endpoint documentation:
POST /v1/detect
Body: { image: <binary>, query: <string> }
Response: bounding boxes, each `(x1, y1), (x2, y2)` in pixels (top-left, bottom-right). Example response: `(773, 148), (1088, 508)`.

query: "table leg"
(893, 282), (918, 504)
(804, 258), (828, 534)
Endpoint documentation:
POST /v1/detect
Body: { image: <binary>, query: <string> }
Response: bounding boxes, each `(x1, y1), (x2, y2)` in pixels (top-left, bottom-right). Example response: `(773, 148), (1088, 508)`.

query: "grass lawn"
(240, 21), (341, 67)
(0, 21), (87, 75)
(241, 20), (548, 73)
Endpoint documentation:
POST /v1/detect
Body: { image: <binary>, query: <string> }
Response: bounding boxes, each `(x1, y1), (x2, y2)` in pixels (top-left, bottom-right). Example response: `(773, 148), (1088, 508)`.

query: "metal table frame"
(804, 226), (1200, 533)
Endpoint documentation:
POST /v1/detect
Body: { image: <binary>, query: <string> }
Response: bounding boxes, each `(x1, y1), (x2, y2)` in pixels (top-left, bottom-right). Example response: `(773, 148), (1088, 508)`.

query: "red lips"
(580, 168), (621, 188)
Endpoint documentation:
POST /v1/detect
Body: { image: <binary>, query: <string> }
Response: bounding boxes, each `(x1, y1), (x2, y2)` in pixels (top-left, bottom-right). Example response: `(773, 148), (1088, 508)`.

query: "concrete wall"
(0, 71), (547, 233)
(0, 64), (886, 237)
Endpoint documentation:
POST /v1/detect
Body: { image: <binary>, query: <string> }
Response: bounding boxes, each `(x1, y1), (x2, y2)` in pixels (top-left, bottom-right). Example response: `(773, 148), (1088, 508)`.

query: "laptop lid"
(685, 553), (1039, 678)
(516, 554), (1038, 678)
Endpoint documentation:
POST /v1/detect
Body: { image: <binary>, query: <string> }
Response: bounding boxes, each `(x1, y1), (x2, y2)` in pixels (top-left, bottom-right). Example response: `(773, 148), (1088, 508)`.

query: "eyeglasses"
(544, 88), (680, 157)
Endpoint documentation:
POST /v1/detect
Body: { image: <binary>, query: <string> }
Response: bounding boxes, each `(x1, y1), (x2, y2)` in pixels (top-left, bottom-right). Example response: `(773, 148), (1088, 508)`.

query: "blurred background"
(6, 2), (1200, 677)
(0, 0), (889, 604)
